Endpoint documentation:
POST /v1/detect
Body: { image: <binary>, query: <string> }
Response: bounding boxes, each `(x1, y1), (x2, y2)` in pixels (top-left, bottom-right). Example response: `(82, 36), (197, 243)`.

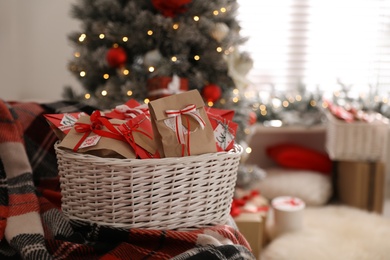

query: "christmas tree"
(64, 0), (254, 143)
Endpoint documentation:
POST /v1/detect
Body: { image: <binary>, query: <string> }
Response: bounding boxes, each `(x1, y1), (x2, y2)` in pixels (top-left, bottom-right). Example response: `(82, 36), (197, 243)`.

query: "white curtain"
(237, 0), (390, 98)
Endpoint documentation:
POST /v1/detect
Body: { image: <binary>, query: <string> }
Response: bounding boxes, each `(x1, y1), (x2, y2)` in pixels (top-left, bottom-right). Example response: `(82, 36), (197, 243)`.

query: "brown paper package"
(58, 115), (136, 159)
(148, 89), (217, 157)
(336, 161), (385, 214)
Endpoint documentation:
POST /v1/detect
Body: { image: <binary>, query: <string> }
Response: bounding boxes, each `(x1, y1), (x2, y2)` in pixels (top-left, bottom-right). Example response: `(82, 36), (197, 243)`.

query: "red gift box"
(104, 99), (150, 120)
(44, 112), (87, 140)
(232, 188), (269, 259)
(118, 113), (160, 159)
(147, 75), (188, 100)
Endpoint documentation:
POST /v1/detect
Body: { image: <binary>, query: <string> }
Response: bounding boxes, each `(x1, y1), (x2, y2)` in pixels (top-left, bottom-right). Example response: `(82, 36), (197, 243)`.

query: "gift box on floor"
(235, 213), (265, 260)
(335, 161), (385, 214)
(232, 189), (269, 259)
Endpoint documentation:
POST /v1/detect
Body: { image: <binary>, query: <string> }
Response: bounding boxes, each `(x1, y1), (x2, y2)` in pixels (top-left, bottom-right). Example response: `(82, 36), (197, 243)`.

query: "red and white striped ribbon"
(165, 104), (205, 144)
(115, 105), (147, 118)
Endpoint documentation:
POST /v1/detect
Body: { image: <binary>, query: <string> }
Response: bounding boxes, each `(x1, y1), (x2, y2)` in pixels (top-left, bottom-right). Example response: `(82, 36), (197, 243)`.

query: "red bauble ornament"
(152, 0), (192, 17)
(106, 47), (127, 68)
(202, 84), (222, 102)
(248, 111), (258, 125)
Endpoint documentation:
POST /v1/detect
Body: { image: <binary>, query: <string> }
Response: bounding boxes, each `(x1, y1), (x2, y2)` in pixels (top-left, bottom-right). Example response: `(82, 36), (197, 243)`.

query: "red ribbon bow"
(73, 111), (125, 152)
(118, 118), (153, 158)
(165, 104), (206, 156)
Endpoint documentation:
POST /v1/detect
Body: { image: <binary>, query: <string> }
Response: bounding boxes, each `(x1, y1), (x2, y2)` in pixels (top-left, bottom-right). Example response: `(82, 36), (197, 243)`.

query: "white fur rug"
(261, 205), (390, 260)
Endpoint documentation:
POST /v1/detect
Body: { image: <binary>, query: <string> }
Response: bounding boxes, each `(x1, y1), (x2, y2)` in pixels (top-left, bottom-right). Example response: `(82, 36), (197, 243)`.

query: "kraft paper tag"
(214, 123), (235, 151)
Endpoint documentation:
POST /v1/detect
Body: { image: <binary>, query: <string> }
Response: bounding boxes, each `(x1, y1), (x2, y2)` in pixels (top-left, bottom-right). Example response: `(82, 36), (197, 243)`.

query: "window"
(238, 0), (390, 100)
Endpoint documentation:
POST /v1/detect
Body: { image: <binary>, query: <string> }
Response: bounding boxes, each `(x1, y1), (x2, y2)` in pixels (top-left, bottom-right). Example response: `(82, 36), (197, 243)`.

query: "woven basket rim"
(54, 141), (243, 163)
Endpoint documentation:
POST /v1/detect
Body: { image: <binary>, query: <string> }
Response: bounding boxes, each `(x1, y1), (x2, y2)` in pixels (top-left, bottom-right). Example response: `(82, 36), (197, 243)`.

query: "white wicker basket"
(55, 142), (242, 230)
(325, 112), (389, 162)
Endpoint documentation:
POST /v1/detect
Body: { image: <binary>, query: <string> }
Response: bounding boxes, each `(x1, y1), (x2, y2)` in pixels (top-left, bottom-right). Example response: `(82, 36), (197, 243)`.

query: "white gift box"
(271, 196), (305, 237)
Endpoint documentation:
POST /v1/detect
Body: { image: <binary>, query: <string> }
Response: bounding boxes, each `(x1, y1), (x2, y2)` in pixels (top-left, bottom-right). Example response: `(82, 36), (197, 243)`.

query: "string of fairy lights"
(68, 2), (390, 161)
(71, 26), (390, 123)
(69, 5), (240, 107)
(247, 85), (390, 126)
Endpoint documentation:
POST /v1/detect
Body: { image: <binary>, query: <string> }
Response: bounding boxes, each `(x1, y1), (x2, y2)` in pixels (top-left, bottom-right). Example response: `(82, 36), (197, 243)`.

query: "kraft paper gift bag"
(148, 89), (217, 157)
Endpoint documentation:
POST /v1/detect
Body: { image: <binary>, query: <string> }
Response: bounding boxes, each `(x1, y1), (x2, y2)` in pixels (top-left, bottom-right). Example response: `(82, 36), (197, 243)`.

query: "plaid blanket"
(0, 100), (255, 260)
